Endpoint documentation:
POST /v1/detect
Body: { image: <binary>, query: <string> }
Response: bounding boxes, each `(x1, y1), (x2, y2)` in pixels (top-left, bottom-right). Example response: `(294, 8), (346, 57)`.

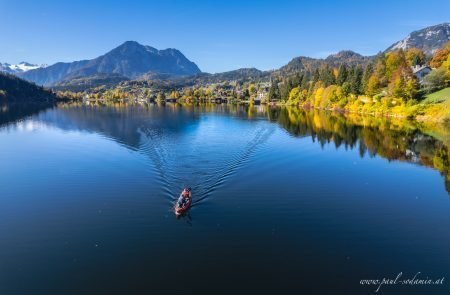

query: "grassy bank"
(416, 87), (450, 124)
(276, 87), (450, 124)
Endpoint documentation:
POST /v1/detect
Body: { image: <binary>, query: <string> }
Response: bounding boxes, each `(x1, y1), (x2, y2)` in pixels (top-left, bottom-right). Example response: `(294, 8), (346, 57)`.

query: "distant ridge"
(19, 41), (201, 86)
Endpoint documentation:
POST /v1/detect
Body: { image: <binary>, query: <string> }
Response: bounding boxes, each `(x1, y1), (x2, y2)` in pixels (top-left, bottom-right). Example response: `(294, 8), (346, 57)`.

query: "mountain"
(278, 50), (372, 76)
(0, 72), (55, 127)
(20, 41), (201, 86)
(19, 60), (90, 86)
(185, 68), (270, 84)
(325, 50), (373, 65)
(53, 73), (130, 92)
(0, 62), (47, 74)
(0, 72), (55, 104)
(165, 68), (270, 86)
(386, 23), (450, 54)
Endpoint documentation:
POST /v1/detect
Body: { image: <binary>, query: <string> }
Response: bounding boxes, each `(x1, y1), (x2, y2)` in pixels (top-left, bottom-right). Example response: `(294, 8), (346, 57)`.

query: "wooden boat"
(175, 190), (192, 215)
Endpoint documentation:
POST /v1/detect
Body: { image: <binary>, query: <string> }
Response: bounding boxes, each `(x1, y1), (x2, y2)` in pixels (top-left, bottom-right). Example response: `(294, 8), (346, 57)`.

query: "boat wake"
(138, 122), (274, 211)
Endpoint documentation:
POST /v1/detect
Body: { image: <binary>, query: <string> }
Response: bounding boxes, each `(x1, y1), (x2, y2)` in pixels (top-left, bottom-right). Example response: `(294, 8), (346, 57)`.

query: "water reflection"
(0, 102), (55, 127)
(1, 102), (449, 294)
(3, 102), (449, 194)
(271, 107), (450, 194)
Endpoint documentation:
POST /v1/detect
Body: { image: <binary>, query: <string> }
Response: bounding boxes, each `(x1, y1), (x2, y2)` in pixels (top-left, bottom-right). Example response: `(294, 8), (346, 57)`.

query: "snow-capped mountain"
(386, 23), (450, 54)
(0, 62), (47, 74)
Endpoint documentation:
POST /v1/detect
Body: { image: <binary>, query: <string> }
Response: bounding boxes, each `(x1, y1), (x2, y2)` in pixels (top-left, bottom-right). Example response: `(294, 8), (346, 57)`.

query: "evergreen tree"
(361, 63), (374, 94)
(301, 71), (311, 89)
(279, 80), (291, 101)
(336, 64), (348, 86)
(312, 68), (320, 84)
(320, 65), (335, 87)
(293, 73), (304, 88)
(268, 79), (280, 100)
(349, 65), (363, 95)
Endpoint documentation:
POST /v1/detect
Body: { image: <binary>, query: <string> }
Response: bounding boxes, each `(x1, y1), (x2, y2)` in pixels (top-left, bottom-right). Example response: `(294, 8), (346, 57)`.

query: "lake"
(0, 103), (449, 295)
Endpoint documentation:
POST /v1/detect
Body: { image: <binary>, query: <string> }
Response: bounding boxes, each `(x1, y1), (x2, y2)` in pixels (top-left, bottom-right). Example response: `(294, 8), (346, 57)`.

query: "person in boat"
(177, 188), (191, 207)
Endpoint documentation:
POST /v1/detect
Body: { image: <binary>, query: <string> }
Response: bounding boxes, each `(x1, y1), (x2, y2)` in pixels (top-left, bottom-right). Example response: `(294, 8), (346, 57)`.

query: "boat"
(175, 189), (192, 215)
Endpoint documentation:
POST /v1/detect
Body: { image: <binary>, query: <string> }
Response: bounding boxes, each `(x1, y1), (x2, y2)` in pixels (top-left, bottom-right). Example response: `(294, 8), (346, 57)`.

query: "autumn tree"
(248, 84), (257, 97)
(388, 67), (418, 101)
(288, 86), (301, 102)
(366, 75), (380, 97)
(170, 90), (181, 99)
(385, 50), (408, 80)
(373, 55), (388, 87)
(406, 48), (426, 66)
(430, 41), (450, 68)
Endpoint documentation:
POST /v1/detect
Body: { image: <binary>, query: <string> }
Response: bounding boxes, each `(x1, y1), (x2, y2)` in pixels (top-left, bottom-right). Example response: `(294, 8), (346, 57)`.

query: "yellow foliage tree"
(288, 86), (301, 101)
(314, 87), (325, 108)
(366, 75), (380, 97)
(406, 48), (426, 66)
(385, 50), (408, 80)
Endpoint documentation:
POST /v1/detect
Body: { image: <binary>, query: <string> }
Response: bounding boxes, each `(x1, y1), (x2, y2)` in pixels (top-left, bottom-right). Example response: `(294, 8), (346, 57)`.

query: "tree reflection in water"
(269, 106), (450, 194)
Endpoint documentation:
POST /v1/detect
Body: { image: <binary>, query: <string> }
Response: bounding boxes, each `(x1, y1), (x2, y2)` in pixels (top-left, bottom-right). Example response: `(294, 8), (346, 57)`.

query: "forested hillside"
(0, 72), (55, 103)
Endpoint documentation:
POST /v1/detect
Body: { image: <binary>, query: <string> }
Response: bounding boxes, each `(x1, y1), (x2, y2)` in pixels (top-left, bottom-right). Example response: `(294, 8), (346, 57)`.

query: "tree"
(385, 50), (408, 80)
(288, 86), (301, 101)
(444, 55), (450, 85)
(313, 87), (325, 108)
(366, 75), (380, 97)
(301, 71), (311, 89)
(193, 89), (202, 98)
(422, 68), (447, 93)
(243, 88), (250, 98)
(406, 48), (426, 66)
(268, 80), (280, 100)
(157, 92), (166, 101)
(361, 63), (374, 94)
(341, 82), (351, 97)
(312, 68), (320, 83)
(279, 79), (294, 101)
(291, 73), (304, 88)
(404, 77), (419, 101)
(184, 88), (194, 98)
(349, 65), (363, 95)
(320, 65), (335, 86)
(388, 67), (418, 101)
(373, 55), (388, 87)
(430, 41), (450, 68)
(336, 64), (348, 86)
(248, 84), (257, 97)
(170, 90), (181, 99)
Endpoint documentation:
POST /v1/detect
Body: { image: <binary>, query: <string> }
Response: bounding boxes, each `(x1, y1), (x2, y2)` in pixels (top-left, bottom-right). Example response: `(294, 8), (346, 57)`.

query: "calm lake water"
(0, 103), (449, 295)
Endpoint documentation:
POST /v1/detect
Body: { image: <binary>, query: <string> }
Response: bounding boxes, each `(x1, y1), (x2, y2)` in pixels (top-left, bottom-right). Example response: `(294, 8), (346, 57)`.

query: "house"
(165, 97), (177, 102)
(411, 65), (432, 81)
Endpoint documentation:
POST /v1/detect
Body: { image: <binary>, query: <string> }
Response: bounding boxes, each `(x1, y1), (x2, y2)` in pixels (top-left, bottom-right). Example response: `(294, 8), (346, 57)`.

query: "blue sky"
(0, 0), (448, 73)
